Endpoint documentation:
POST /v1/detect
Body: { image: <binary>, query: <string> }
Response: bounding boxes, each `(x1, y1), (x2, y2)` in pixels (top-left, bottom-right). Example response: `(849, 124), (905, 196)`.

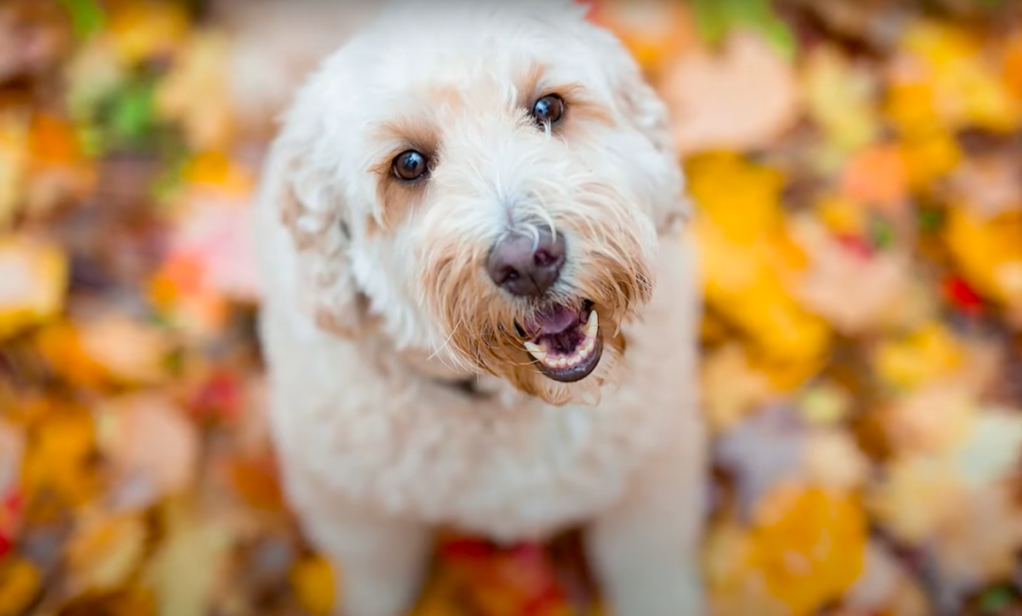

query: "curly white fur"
(254, 2), (707, 614)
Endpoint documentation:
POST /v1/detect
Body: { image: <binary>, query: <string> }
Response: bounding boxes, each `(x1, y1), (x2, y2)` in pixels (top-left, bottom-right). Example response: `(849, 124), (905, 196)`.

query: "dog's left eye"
(392, 150), (429, 181)
(531, 94), (565, 126)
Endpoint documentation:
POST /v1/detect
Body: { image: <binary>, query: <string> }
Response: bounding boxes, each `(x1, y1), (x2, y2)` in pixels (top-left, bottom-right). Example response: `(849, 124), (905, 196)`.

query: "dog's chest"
(274, 373), (674, 542)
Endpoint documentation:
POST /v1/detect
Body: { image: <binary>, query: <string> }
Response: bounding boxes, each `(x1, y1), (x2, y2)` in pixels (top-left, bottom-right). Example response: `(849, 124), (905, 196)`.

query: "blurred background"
(1, 0), (1022, 614)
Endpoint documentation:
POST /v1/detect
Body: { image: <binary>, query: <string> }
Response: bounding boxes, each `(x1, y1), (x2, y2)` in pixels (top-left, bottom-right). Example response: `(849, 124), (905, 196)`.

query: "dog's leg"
(299, 503), (432, 616)
(585, 417), (707, 616)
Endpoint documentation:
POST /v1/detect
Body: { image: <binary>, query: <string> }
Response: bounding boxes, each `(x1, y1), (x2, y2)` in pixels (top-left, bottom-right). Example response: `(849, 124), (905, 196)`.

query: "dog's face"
(274, 0), (687, 405)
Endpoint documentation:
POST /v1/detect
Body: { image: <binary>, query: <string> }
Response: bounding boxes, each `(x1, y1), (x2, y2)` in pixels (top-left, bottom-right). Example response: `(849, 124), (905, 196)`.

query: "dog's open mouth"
(516, 300), (603, 383)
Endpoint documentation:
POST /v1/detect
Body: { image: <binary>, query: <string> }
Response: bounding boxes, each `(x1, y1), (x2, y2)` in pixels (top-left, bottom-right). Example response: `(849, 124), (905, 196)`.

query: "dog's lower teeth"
(524, 309), (601, 370)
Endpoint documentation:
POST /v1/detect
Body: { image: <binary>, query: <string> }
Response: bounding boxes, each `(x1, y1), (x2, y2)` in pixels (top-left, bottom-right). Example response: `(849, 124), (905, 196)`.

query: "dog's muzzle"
(486, 228), (604, 383)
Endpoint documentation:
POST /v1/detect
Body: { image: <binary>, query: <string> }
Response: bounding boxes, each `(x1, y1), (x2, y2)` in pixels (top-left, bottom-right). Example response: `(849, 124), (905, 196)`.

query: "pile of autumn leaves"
(1, 1), (1022, 615)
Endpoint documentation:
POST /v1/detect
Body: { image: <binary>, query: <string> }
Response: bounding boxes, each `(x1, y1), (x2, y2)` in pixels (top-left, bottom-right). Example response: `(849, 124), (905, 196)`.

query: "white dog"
(254, 1), (706, 614)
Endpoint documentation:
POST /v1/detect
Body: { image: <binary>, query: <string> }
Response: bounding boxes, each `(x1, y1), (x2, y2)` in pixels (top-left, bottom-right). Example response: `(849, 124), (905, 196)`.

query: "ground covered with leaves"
(2, 0), (1022, 615)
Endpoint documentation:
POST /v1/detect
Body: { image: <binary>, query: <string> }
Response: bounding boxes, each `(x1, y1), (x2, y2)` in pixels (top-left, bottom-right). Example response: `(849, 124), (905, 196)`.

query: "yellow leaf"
(65, 511), (148, 594)
(748, 485), (867, 616)
(944, 208), (1022, 310)
(687, 151), (785, 244)
(815, 194), (865, 237)
(701, 343), (774, 433)
(0, 558), (41, 616)
(142, 502), (233, 616)
(155, 33), (237, 152)
(179, 151), (253, 196)
(801, 45), (880, 158)
(896, 21), (1022, 133)
(289, 555), (335, 616)
(867, 455), (966, 544)
(873, 322), (965, 390)
(802, 431), (869, 493)
(0, 236), (68, 341)
(797, 382), (852, 427)
(0, 112), (29, 230)
(104, 0), (189, 65)
(20, 405), (96, 507)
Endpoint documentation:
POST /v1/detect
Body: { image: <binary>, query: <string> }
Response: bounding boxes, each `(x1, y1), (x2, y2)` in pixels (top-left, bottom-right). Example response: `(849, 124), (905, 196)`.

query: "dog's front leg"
(585, 418), (707, 616)
(301, 504), (432, 616)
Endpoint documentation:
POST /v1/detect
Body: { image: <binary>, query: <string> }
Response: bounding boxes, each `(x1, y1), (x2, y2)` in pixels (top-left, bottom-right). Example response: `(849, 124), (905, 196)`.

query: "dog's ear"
(600, 32), (692, 234)
(273, 134), (365, 338)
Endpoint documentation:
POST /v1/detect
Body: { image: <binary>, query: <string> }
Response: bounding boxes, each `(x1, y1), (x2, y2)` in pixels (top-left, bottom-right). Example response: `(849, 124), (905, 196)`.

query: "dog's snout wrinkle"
(486, 227), (565, 297)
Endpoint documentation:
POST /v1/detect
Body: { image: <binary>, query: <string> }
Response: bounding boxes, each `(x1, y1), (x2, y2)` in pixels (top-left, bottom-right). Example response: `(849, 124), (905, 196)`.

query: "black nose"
(486, 228), (566, 297)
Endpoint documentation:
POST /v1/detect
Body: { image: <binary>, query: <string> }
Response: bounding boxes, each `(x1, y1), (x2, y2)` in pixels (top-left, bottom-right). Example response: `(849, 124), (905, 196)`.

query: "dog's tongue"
(525, 305), (580, 337)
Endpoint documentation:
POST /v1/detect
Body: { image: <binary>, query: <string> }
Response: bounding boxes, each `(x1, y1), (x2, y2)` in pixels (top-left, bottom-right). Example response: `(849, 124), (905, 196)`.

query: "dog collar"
(431, 376), (495, 400)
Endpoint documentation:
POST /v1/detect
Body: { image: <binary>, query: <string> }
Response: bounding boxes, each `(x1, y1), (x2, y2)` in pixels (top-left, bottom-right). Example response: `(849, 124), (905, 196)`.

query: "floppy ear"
(596, 27), (692, 234)
(273, 129), (365, 338)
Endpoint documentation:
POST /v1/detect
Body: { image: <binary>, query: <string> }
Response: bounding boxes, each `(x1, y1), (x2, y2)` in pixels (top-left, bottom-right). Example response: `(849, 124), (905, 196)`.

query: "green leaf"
(109, 81), (156, 147)
(689, 0), (797, 60)
(56, 0), (105, 40)
(978, 587), (1014, 613)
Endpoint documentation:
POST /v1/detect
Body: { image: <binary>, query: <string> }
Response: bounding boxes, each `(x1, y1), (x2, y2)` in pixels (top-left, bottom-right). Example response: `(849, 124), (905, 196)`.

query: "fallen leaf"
(0, 235), (68, 341)
(65, 510), (148, 594)
(0, 558), (41, 616)
(660, 31), (799, 155)
(0, 420), (25, 499)
(716, 405), (808, 516)
(867, 454), (966, 544)
(872, 321), (965, 390)
(289, 555), (335, 616)
(838, 145), (910, 213)
(19, 404), (96, 507)
(142, 502), (234, 616)
(801, 45), (881, 165)
(791, 216), (912, 335)
(701, 343), (775, 433)
(155, 32), (236, 151)
(882, 380), (977, 455)
(944, 208), (1022, 312)
(75, 314), (174, 386)
(947, 155), (1022, 219)
(747, 484), (867, 616)
(97, 394), (199, 510)
(802, 430), (870, 493)
(103, 0), (188, 65)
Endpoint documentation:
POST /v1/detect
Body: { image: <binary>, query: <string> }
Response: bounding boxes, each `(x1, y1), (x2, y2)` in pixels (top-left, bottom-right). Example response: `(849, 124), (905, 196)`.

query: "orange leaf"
(27, 114), (81, 165)
(839, 146), (909, 213)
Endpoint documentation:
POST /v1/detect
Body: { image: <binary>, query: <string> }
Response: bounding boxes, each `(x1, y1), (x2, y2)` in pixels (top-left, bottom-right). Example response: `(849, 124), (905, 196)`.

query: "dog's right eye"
(392, 150), (429, 181)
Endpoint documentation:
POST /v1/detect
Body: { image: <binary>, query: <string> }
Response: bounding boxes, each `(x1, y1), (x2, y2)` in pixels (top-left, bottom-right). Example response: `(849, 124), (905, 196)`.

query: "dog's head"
(272, 0), (687, 405)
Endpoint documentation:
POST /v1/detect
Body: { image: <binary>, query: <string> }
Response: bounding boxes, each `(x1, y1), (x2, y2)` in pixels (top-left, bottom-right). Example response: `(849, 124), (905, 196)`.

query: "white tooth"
(557, 356), (569, 368)
(524, 341), (546, 361)
(584, 310), (599, 338)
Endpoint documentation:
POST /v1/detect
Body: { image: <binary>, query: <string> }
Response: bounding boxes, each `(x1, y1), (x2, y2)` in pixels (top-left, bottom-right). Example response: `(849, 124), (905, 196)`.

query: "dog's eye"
(392, 150), (429, 181)
(531, 94), (565, 126)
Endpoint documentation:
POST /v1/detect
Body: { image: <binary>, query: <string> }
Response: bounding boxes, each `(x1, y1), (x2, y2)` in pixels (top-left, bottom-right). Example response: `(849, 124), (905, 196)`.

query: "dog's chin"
(514, 299), (603, 384)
